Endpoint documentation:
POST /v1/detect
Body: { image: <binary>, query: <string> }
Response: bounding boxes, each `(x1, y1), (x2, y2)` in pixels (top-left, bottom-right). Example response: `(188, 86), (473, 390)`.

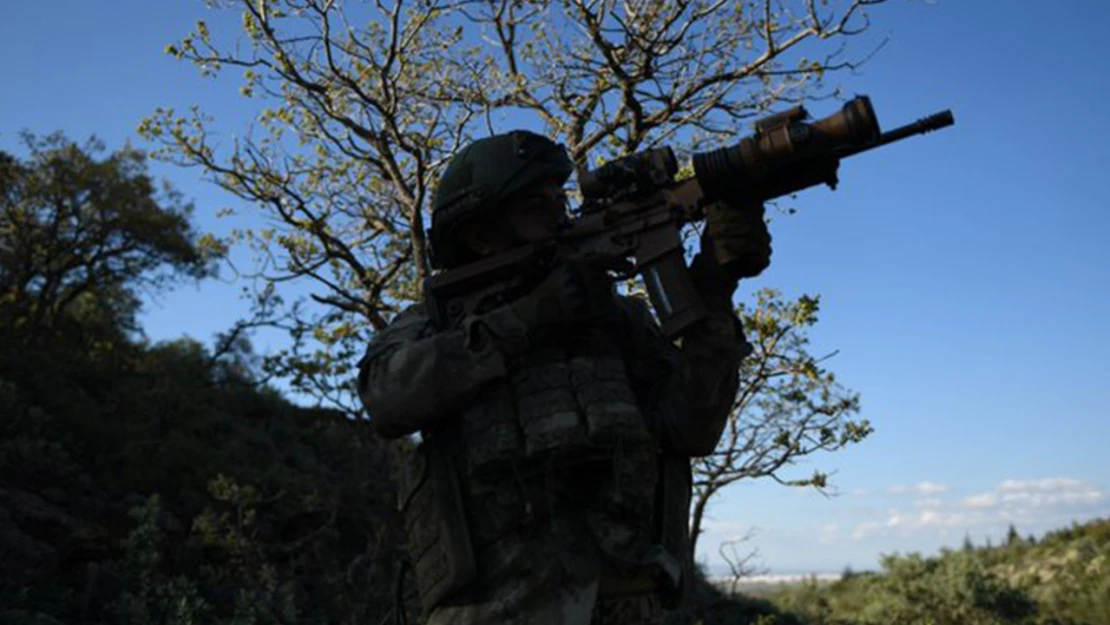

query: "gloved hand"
(703, 198), (772, 280)
(688, 241), (736, 300)
(509, 259), (616, 336)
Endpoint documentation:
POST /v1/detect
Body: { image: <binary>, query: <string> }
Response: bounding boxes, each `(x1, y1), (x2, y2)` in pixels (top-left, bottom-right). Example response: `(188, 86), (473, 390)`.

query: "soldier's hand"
(704, 198), (772, 280)
(510, 258), (616, 333)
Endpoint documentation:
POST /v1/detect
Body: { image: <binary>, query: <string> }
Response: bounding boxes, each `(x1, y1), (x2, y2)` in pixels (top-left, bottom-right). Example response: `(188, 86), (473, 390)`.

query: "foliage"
(993, 520), (1110, 625)
(0, 327), (403, 623)
(0, 131), (215, 340)
(755, 518), (1110, 625)
(0, 133), (402, 623)
(0, 305), (403, 624)
(850, 553), (1039, 625)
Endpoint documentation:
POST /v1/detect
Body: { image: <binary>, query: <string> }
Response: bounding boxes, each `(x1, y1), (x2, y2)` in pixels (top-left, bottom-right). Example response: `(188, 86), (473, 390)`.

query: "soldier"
(357, 130), (771, 625)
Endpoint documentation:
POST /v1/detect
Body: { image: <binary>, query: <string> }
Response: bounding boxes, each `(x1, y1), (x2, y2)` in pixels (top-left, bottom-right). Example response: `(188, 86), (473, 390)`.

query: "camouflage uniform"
(358, 279), (748, 624)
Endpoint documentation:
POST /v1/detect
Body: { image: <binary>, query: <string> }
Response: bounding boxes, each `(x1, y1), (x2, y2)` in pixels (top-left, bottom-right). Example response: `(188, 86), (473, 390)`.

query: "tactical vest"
(398, 324), (689, 613)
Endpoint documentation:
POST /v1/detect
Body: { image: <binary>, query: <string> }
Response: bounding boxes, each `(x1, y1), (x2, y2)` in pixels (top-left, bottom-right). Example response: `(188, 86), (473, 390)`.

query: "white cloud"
(999, 478), (1083, 492)
(847, 477), (1107, 543)
(887, 510), (905, 528)
(962, 493), (1000, 509)
(961, 479), (1103, 511)
(919, 509), (943, 526)
(916, 481), (950, 495)
(700, 519), (772, 550)
(864, 508), (980, 536)
(914, 509), (973, 528)
(887, 481), (951, 496)
(818, 523), (840, 544)
(701, 519), (753, 540)
(851, 521), (882, 541)
(1001, 489), (1102, 508)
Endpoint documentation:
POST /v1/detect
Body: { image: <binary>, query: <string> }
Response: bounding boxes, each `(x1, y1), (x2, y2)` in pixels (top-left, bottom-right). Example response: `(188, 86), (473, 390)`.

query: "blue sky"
(3, 0), (1108, 575)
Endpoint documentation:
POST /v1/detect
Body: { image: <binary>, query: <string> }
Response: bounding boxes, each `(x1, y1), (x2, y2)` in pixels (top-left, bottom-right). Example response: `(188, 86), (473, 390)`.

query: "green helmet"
(428, 130), (574, 269)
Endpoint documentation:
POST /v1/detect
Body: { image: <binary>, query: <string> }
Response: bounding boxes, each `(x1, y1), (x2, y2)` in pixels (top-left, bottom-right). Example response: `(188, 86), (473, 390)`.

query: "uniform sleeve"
(620, 293), (750, 457)
(663, 293), (750, 456)
(356, 302), (532, 439)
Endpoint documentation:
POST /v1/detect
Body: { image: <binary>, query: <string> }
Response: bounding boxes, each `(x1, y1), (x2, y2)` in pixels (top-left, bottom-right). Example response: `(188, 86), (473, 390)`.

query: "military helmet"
(428, 130), (574, 269)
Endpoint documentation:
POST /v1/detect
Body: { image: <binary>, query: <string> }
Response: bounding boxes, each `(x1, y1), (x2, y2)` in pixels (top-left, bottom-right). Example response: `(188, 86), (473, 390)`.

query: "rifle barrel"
(838, 110), (955, 158)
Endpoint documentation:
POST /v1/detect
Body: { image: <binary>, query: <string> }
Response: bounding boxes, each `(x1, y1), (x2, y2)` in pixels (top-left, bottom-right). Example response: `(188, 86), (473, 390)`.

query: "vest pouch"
(586, 447), (659, 566)
(460, 386), (524, 478)
(398, 433), (477, 610)
(512, 360), (591, 460)
(571, 355), (652, 448)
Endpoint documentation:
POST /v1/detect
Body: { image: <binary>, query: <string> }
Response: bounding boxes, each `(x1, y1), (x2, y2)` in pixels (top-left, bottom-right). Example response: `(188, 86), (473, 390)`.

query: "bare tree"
(141, 0), (896, 415)
(719, 529), (767, 597)
(689, 289), (871, 561)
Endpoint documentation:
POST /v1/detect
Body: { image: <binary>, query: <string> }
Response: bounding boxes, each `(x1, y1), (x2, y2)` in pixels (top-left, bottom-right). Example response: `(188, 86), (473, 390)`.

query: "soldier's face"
(454, 180), (569, 259)
(502, 180), (569, 243)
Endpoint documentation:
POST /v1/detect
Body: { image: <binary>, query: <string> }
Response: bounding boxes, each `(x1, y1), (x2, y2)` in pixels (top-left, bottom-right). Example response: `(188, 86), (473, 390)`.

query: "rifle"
(424, 96), (954, 338)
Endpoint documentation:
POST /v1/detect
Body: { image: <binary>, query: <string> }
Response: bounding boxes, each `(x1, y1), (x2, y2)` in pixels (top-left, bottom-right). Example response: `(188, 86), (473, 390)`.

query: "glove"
(509, 259), (616, 336)
(704, 198), (772, 280)
(688, 241), (736, 300)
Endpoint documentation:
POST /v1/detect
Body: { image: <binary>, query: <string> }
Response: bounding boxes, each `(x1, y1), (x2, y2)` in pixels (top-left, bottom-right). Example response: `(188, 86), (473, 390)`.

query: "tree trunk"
(688, 484), (717, 566)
